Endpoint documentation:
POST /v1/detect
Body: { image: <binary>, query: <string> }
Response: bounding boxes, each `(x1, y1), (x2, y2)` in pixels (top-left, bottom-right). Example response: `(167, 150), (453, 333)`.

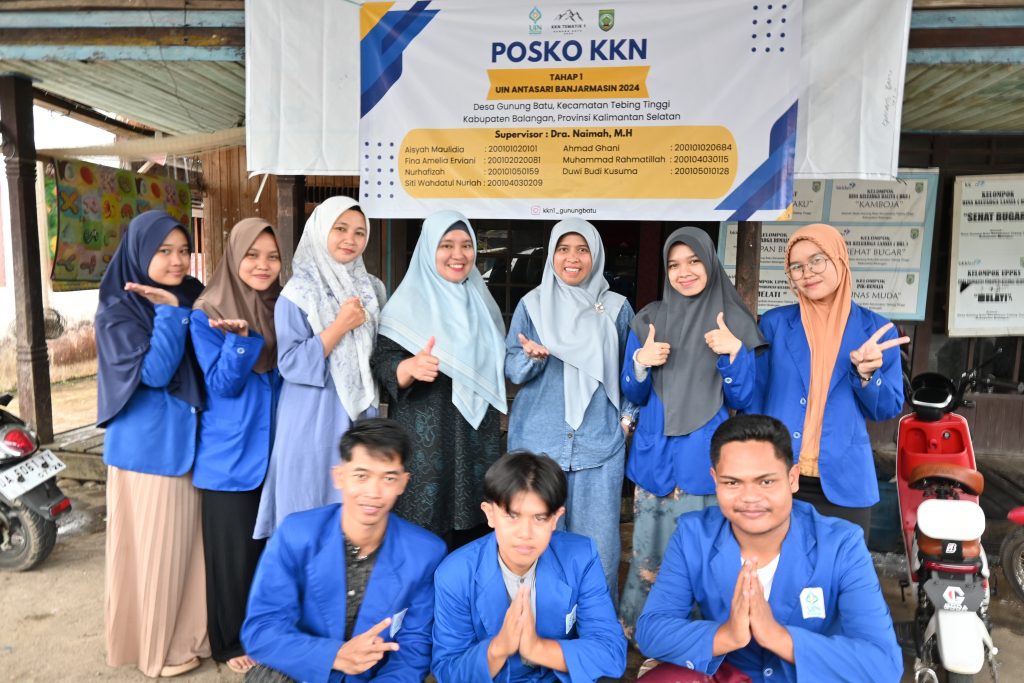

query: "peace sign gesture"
(850, 322), (910, 383)
(333, 617), (400, 674)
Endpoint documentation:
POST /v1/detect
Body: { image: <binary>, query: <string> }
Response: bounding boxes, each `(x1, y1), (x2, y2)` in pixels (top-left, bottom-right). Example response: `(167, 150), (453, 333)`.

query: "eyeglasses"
(786, 253), (830, 279)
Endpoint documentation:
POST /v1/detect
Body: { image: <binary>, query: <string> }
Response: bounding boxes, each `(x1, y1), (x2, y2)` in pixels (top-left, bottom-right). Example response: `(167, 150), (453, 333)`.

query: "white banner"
(719, 170), (938, 320)
(358, 0), (803, 220)
(793, 0), (911, 181)
(245, 0), (911, 187)
(948, 174), (1024, 337)
(245, 0), (361, 175)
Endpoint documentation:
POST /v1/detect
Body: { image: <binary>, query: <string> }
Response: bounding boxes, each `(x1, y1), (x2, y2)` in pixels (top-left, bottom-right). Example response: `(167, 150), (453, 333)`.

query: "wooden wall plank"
(199, 145), (277, 275)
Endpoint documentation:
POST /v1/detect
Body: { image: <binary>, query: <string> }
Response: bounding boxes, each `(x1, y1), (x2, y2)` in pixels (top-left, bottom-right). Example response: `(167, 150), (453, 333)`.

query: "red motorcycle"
(1003, 507), (1024, 604)
(896, 363), (998, 683)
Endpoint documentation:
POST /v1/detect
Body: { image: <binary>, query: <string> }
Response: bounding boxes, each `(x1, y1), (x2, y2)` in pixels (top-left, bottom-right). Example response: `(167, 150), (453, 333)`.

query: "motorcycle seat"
(908, 463), (985, 496)
(916, 498), (986, 560)
(918, 535), (982, 560)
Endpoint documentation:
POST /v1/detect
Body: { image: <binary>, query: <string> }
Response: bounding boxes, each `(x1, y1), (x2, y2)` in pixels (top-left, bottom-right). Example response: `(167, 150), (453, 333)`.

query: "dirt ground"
(7, 374), (98, 435)
(3, 479), (1023, 682)
(3, 377), (1022, 681)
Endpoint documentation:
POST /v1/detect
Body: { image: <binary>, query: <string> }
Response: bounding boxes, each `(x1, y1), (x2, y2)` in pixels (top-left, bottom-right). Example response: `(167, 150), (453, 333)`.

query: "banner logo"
(529, 7), (542, 35)
(598, 9), (615, 31)
(552, 8), (586, 35)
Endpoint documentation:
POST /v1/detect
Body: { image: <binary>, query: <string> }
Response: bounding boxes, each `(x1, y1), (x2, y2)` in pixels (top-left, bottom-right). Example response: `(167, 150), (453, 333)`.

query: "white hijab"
(280, 196), (380, 420)
(522, 217), (625, 429)
(378, 210), (507, 428)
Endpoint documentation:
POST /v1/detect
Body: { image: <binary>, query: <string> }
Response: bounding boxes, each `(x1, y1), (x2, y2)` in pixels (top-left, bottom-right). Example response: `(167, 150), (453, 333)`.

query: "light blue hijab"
(522, 217), (625, 429)
(378, 210), (507, 428)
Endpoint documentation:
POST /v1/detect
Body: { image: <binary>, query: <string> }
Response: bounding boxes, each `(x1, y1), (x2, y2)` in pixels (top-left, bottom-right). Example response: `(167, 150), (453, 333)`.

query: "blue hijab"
(95, 211), (205, 427)
(378, 210), (507, 428)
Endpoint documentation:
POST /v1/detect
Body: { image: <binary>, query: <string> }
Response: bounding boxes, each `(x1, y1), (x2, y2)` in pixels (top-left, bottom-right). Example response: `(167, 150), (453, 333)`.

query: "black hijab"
(631, 227), (766, 435)
(95, 211), (204, 427)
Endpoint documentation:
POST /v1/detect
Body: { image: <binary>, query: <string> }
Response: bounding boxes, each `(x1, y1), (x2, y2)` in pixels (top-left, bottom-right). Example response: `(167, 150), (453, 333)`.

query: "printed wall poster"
(718, 170), (938, 320)
(948, 174), (1024, 337)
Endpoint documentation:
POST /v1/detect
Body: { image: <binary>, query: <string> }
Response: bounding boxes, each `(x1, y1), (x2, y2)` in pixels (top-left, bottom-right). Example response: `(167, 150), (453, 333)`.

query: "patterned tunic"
(370, 336), (503, 536)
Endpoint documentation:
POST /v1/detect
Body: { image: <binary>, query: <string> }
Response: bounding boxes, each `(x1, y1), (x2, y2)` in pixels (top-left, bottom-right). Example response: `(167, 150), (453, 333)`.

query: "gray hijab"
(522, 217), (626, 430)
(630, 227), (766, 436)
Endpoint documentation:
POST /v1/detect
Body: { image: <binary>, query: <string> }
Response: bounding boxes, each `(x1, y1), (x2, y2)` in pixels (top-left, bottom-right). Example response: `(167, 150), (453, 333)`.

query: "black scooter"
(0, 393), (71, 571)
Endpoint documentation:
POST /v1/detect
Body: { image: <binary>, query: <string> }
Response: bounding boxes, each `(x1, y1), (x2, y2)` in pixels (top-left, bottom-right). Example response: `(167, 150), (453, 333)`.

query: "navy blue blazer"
(432, 531), (626, 683)
(755, 302), (905, 507)
(636, 501), (903, 683)
(242, 505), (446, 683)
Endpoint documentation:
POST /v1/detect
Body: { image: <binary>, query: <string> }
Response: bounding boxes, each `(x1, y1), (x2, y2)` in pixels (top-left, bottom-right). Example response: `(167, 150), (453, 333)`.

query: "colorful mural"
(46, 160), (191, 290)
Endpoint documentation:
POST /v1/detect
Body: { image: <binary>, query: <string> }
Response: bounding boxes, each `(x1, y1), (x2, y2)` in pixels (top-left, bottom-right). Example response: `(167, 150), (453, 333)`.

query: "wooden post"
(275, 174), (305, 281)
(735, 221), (762, 317)
(0, 73), (53, 442)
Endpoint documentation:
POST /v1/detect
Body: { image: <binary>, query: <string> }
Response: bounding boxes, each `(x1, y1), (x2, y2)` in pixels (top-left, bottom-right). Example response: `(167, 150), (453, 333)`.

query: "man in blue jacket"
(432, 451), (627, 682)
(635, 414), (902, 683)
(241, 418), (447, 683)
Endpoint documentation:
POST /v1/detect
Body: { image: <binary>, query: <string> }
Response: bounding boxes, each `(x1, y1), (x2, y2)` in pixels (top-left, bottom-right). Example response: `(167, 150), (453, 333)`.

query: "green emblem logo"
(529, 7), (542, 34)
(599, 9), (614, 31)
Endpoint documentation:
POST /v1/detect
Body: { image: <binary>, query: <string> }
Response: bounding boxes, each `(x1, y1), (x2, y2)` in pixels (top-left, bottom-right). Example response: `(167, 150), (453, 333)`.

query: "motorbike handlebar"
(979, 374), (1024, 394)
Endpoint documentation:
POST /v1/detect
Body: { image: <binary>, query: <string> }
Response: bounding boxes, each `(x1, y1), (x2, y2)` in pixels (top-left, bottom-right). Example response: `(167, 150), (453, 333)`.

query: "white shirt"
(742, 554), (781, 600)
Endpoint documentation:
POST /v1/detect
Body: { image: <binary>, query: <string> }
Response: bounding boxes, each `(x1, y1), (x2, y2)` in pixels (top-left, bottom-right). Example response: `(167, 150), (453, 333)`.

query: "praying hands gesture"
(850, 322), (910, 385)
(208, 318), (249, 337)
(487, 588), (567, 677)
(333, 617), (400, 675)
(713, 560), (794, 664)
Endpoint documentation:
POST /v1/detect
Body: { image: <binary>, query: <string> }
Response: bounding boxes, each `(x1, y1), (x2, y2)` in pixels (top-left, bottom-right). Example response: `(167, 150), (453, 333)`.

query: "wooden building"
(0, 2), (1022, 514)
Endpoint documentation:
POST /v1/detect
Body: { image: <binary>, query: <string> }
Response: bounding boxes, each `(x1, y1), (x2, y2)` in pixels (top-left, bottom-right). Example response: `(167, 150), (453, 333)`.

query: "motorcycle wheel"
(0, 503), (57, 571)
(1000, 527), (1024, 603)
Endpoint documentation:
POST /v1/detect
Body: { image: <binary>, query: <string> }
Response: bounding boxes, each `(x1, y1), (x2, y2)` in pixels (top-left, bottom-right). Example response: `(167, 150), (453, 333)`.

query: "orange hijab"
(785, 224), (852, 475)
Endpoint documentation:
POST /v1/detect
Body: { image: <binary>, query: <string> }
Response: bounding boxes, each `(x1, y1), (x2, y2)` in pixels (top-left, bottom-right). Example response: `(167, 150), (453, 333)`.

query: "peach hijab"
(785, 223), (852, 475)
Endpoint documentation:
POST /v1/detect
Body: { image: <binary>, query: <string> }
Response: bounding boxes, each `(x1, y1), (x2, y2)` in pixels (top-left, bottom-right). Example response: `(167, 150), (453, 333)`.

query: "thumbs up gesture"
(635, 324), (671, 367)
(518, 333), (550, 361)
(397, 336), (441, 388)
(704, 312), (743, 362)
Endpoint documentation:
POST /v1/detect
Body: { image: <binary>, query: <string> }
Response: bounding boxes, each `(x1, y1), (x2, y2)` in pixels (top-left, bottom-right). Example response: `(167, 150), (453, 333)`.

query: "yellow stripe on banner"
(396, 126), (737, 199)
(361, 2), (395, 41)
(487, 66), (650, 100)
(776, 204), (794, 221)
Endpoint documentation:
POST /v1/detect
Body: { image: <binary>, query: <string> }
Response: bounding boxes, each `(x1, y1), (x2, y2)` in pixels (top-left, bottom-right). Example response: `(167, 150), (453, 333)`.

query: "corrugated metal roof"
(0, 59), (244, 135)
(12, 61), (1023, 139)
(902, 62), (1024, 132)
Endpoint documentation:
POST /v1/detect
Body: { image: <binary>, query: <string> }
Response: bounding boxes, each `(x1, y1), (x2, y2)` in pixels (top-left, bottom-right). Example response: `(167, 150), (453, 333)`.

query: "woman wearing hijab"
(753, 223), (908, 535)
(504, 217), (636, 596)
(253, 197), (386, 539)
(617, 227), (766, 637)
(370, 210), (506, 544)
(96, 210), (210, 677)
(190, 218), (283, 673)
